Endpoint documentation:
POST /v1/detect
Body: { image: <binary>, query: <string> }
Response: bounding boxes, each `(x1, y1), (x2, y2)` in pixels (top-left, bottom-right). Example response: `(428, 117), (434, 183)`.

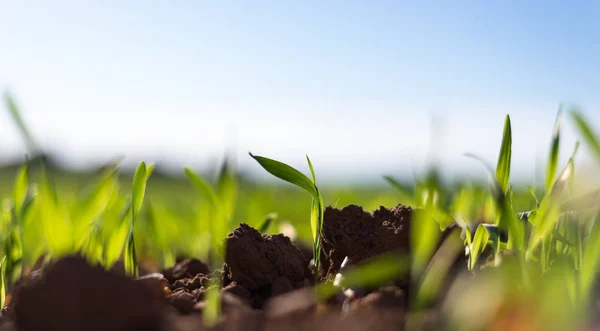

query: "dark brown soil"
(223, 223), (310, 308)
(2, 204), (466, 331)
(9, 255), (164, 331)
(319, 204), (413, 279)
(162, 258), (211, 284)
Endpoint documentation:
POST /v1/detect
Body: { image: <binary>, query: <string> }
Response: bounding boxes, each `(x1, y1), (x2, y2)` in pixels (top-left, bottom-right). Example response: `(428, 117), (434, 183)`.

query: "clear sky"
(1, 1), (599, 183)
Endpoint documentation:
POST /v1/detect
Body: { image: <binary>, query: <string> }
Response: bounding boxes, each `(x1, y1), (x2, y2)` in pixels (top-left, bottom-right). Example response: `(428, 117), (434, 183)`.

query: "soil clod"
(320, 204), (413, 279)
(224, 223), (309, 308)
(11, 255), (163, 331)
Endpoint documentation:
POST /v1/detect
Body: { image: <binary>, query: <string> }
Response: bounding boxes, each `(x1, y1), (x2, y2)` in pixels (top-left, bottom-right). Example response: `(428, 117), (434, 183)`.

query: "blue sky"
(1, 1), (599, 183)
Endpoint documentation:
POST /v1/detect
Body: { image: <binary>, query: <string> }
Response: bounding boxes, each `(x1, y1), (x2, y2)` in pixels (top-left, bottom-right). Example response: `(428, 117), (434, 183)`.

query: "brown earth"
(1, 203), (466, 331)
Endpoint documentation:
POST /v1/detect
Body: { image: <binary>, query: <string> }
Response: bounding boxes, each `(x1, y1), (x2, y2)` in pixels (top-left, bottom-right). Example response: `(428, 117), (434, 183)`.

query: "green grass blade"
(0, 256), (5, 309)
(249, 153), (317, 199)
(258, 212), (278, 234)
(202, 279), (221, 327)
(13, 163), (29, 216)
(124, 232), (138, 278)
(465, 153), (524, 250)
(546, 111), (561, 193)
(184, 167), (219, 207)
(496, 115), (512, 195)
(570, 109), (600, 165)
(103, 204), (131, 268)
(468, 224), (490, 270)
(216, 158), (237, 223)
(306, 155), (317, 184)
(131, 162), (148, 222)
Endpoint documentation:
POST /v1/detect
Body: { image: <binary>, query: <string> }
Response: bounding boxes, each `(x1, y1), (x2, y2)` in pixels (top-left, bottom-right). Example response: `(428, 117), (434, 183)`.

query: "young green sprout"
(249, 153), (324, 280)
(125, 162), (154, 278)
(184, 157), (237, 327)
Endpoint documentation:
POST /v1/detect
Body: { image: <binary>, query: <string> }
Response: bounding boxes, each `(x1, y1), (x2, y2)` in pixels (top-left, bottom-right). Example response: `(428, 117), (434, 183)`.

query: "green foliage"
(125, 162), (152, 278)
(250, 153), (324, 279)
(1, 94), (600, 329)
(496, 115), (512, 195)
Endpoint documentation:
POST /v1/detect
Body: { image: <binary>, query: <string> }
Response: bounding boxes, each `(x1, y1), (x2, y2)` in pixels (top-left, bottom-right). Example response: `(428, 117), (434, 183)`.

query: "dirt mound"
(224, 223), (310, 308)
(320, 204), (413, 278)
(11, 255), (164, 331)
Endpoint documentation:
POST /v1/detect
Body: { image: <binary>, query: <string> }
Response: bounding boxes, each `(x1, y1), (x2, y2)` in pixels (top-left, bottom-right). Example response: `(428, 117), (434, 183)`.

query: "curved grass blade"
(307, 155), (317, 184)
(258, 212), (278, 234)
(249, 153), (317, 199)
(496, 115), (512, 195)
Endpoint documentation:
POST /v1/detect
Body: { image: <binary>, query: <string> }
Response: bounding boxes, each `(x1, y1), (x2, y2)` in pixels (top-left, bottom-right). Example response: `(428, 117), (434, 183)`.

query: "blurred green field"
(2, 92), (600, 329)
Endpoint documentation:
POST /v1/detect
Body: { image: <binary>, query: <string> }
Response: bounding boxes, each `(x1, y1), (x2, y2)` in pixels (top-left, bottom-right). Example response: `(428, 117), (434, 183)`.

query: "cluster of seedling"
(1, 91), (600, 329)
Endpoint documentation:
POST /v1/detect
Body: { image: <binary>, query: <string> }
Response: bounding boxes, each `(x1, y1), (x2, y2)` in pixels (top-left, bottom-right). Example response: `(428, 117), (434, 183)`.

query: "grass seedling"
(249, 153), (324, 280)
(125, 162), (153, 278)
(184, 158), (237, 327)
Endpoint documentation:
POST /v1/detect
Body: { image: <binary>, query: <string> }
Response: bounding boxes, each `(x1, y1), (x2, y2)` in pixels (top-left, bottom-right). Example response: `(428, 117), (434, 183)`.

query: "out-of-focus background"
(1, 1), (599, 252)
(2, 1), (599, 181)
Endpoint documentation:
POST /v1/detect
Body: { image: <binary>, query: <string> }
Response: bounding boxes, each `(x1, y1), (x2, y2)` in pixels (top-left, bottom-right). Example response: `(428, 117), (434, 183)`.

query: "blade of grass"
(258, 212), (278, 234)
(249, 153), (317, 199)
(496, 115), (512, 195)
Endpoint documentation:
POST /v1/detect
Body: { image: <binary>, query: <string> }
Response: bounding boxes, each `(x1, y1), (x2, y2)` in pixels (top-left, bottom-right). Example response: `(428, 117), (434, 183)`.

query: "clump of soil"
(10, 255), (164, 331)
(320, 204), (414, 279)
(320, 204), (465, 298)
(223, 223), (310, 308)
(162, 258), (211, 284)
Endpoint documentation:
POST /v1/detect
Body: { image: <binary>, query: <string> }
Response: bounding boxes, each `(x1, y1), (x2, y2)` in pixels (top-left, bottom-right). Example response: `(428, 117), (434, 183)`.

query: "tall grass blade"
(131, 162), (148, 222)
(496, 115), (512, 195)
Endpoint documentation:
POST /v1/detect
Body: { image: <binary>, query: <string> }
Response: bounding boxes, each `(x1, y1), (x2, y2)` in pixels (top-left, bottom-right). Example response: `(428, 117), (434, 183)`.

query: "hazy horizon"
(2, 1), (599, 184)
